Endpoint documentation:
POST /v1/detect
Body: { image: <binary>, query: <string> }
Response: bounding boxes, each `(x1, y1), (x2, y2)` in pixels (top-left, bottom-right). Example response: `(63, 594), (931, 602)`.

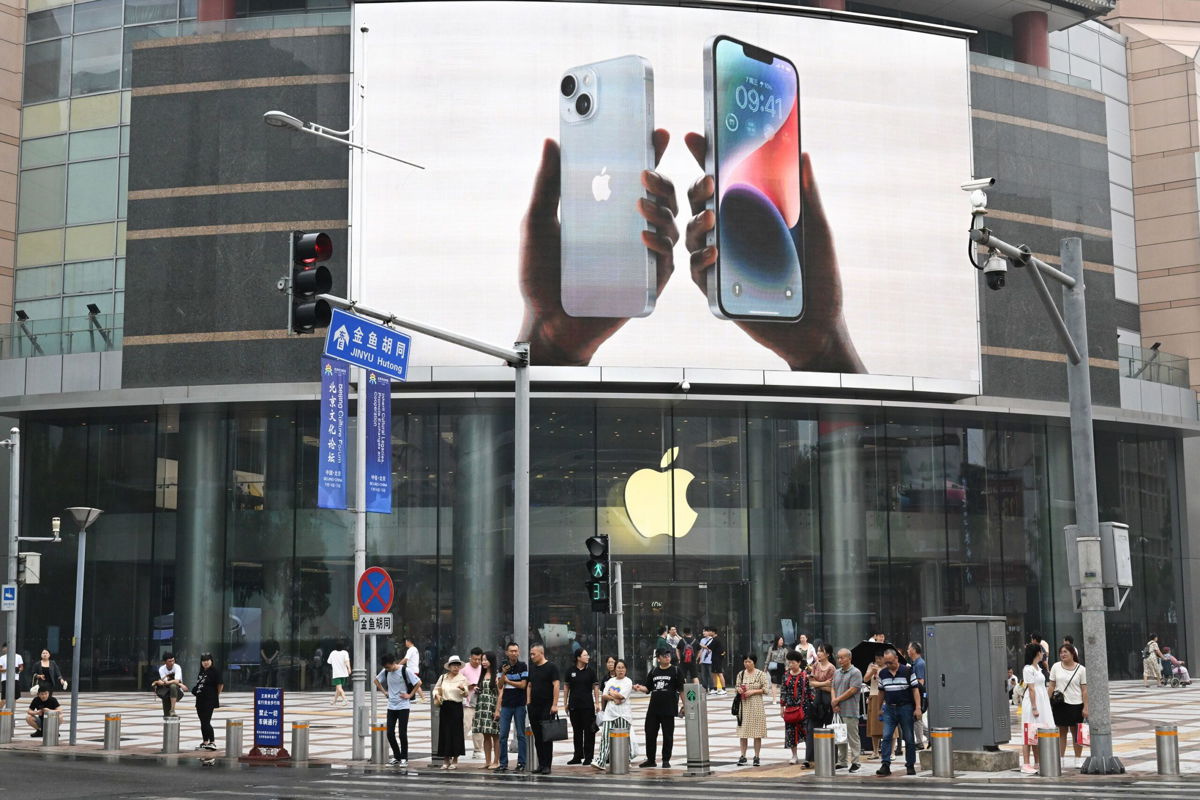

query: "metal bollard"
(931, 727), (953, 777)
(103, 714), (121, 750)
(225, 719), (243, 758)
(1156, 724), (1179, 776)
(370, 724), (387, 765)
(429, 701), (443, 767)
(608, 722), (630, 775)
(813, 727), (834, 777)
(0, 710), (12, 744)
(1037, 728), (1061, 777)
(291, 720), (309, 762)
(161, 716), (180, 754)
(683, 685), (711, 777)
(42, 712), (60, 746)
(526, 723), (539, 774)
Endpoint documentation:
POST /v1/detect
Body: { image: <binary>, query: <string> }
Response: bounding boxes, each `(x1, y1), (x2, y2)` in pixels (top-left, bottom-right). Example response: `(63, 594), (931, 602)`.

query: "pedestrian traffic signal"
(585, 534), (610, 612)
(288, 231), (333, 334)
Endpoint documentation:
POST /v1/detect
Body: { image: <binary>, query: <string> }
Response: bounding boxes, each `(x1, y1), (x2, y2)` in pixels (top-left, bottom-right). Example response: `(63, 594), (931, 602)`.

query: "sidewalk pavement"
(1, 680), (1196, 780)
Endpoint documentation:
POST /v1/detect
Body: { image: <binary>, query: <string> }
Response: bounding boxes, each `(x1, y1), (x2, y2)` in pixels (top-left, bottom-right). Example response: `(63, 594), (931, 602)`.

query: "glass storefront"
(3, 397), (1187, 690)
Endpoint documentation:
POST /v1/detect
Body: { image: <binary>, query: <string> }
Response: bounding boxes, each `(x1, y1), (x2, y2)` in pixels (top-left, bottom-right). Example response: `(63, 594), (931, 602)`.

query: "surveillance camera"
(961, 178), (995, 192)
(983, 252), (1007, 291)
(680, 380), (691, 393)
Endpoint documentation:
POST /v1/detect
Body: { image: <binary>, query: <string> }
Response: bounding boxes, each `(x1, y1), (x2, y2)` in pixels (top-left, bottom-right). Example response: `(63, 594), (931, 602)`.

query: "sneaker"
(876, 764), (891, 776)
(514, 764), (526, 773)
(789, 757), (798, 765)
(717, 690), (728, 696)
(399, 759), (408, 768)
(639, 760), (656, 768)
(493, 765), (507, 773)
(906, 766), (916, 776)
(1020, 764), (1036, 774)
(753, 757), (760, 767)
(835, 763), (846, 770)
(849, 764), (860, 773)
(661, 761), (671, 768)
(801, 761), (811, 769)
(737, 756), (748, 766)
(388, 758), (401, 766)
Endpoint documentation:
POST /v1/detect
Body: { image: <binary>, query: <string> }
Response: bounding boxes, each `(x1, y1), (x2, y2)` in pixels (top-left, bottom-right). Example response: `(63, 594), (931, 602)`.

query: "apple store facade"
(4, 395), (1186, 691)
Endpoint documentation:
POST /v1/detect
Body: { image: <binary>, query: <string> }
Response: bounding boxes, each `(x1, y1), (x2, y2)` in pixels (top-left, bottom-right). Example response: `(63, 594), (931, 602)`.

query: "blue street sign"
(1, 584), (15, 612)
(254, 687), (284, 748)
(324, 308), (411, 382)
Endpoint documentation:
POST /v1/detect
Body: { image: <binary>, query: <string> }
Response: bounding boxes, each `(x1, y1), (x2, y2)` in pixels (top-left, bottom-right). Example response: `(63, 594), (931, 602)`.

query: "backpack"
(682, 639), (695, 664)
(1140, 645), (1151, 661)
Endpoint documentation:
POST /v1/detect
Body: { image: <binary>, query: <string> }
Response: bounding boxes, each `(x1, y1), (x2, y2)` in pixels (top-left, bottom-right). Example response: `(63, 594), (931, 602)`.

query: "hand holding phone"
(683, 133), (863, 373)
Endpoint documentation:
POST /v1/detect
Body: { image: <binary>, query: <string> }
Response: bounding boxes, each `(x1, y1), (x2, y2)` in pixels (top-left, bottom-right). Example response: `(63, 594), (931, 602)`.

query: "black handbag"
(730, 694), (742, 719)
(542, 714), (568, 742)
(1051, 666), (1079, 707)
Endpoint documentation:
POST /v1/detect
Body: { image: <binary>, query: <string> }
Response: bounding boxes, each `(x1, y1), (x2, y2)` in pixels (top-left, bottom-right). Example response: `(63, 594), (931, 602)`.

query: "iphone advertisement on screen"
(355, 1), (978, 386)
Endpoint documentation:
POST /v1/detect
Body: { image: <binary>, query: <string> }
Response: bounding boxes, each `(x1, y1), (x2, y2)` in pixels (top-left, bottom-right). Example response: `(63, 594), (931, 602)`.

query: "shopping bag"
(1077, 722), (1091, 746)
(831, 722), (848, 745)
(1023, 722), (1038, 746)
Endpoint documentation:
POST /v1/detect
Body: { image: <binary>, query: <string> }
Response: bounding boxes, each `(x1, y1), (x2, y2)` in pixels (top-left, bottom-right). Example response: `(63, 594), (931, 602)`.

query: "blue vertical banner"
(318, 358), (349, 510)
(365, 371), (392, 513)
(254, 687), (284, 747)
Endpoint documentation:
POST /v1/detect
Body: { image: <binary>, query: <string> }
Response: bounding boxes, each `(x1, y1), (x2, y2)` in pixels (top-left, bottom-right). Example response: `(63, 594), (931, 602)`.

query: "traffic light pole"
(315, 292), (532, 663)
(2, 428), (18, 717)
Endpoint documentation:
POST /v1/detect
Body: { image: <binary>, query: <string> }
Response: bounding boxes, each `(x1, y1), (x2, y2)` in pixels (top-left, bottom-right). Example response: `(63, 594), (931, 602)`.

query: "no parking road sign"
(357, 566), (394, 614)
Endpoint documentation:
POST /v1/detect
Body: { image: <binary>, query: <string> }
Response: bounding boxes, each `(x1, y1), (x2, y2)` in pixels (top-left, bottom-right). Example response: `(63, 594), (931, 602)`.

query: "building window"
(24, 37), (72, 104)
(18, 165), (67, 231)
(75, 0), (125, 34)
(72, 29), (123, 96)
(26, 7), (73, 43)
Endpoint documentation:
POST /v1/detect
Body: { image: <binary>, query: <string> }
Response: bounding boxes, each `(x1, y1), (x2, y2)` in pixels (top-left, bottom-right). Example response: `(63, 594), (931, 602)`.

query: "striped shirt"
(878, 664), (918, 706)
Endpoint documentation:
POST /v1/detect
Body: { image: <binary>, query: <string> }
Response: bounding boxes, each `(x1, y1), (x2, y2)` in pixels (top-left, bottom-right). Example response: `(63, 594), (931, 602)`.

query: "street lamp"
(261, 110), (424, 169)
(64, 506), (101, 746)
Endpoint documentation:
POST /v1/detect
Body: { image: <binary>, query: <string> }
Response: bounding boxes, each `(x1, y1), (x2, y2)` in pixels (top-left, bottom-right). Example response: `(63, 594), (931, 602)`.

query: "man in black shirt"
(26, 687), (61, 737)
(564, 648), (599, 764)
(526, 643), (561, 774)
(633, 648), (684, 768)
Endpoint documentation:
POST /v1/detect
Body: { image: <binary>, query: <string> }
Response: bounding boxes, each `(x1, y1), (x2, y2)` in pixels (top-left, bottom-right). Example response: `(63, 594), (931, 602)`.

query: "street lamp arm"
(969, 229), (1075, 288)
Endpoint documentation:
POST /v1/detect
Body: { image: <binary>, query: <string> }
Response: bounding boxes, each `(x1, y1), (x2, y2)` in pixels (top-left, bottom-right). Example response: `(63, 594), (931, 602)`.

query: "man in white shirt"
(152, 652), (187, 718)
(400, 636), (421, 700)
(461, 648), (484, 757)
(1, 643), (23, 709)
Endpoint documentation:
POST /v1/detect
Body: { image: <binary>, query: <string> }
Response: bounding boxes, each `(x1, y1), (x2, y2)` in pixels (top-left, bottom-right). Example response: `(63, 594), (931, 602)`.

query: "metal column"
(225, 719), (243, 758)
(3, 427), (19, 718)
(1037, 728), (1061, 777)
(813, 727), (834, 777)
(161, 717), (180, 754)
(352, 367), (367, 760)
(0, 709), (12, 744)
(291, 720), (310, 761)
(429, 699), (443, 767)
(42, 712), (60, 746)
(69, 525), (86, 744)
(370, 724), (387, 765)
(608, 722), (630, 775)
(931, 727), (953, 777)
(514, 347), (529, 656)
(103, 713), (121, 750)
(1156, 725), (1179, 776)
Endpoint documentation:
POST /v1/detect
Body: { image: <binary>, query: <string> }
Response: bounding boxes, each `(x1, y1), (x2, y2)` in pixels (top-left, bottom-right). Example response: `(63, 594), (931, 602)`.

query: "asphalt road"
(0, 752), (1198, 799)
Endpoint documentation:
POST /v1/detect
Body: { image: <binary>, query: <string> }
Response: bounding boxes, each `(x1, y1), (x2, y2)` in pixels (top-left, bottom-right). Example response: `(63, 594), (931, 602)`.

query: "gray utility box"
(923, 616), (1010, 751)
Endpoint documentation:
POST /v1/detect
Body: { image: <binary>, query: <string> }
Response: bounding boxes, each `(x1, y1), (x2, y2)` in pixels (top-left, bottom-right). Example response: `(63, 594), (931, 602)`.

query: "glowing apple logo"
(591, 167), (612, 202)
(623, 447), (697, 538)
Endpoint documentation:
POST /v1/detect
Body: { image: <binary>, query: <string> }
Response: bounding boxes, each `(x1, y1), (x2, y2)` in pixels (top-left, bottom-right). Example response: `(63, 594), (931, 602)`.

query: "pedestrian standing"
(711, 627), (728, 695)
(494, 641), (529, 773)
(260, 635), (280, 688)
(1143, 634), (1164, 688)
(192, 652), (222, 751)
(666, 626), (683, 665)
(1, 642), (24, 708)
(634, 648), (684, 768)
(327, 639), (350, 706)
(863, 652), (885, 758)
(152, 652), (187, 718)
(30, 649), (67, 693)
(526, 643), (561, 774)
(778, 651), (812, 765)
(805, 643), (835, 767)
(565, 648), (600, 765)
(1019, 642), (1051, 773)
(434, 655), (470, 769)
(699, 629), (715, 692)
(472, 652), (501, 769)
(374, 652), (422, 767)
(907, 642), (928, 749)
(735, 654), (770, 766)
(401, 636), (421, 694)
(765, 636), (788, 703)
(461, 648), (484, 759)
(1048, 643), (1088, 768)
(794, 635), (816, 669)
(832, 648), (863, 772)
(592, 659), (635, 770)
(874, 648), (921, 776)
(678, 628), (699, 684)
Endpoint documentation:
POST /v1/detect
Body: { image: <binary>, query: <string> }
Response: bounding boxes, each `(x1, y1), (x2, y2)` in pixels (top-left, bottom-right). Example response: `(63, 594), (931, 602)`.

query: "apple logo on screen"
(592, 167), (612, 202)
(623, 447), (698, 538)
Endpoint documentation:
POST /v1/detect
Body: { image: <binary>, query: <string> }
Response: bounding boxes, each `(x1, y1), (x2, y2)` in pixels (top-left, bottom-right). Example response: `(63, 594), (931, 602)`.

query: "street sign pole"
(2, 428), (19, 717)
(352, 365), (367, 761)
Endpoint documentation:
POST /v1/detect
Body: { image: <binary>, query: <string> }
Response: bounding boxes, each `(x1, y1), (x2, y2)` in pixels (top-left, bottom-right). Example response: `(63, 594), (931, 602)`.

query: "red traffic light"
(293, 231), (332, 265)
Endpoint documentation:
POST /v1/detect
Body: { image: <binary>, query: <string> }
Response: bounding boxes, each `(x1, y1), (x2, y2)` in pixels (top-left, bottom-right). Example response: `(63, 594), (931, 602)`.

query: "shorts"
(333, 677), (347, 687)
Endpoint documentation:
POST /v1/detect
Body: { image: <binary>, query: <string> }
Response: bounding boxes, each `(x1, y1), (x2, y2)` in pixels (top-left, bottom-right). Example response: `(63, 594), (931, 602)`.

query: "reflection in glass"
(72, 30), (123, 95)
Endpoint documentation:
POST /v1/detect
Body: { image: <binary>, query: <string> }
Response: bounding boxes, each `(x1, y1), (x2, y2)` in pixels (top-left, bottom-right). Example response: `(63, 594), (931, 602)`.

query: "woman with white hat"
(434, 655), (470, 769)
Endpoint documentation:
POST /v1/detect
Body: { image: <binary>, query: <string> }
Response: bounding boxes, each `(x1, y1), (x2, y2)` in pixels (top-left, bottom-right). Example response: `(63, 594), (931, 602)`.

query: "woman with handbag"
(471, 652), (501, 769)
(433, 655), (470, 769)
(1048, 643), (1088, 768)
(735, 654), (770, 766)
(778, 650), (812, 765)
(30, 649), (67, 693)
(592, 659), (635, 770)
(803, 643), (836, 768)
(1020, 643), (1053, 773)
(765, 636), (788, 704)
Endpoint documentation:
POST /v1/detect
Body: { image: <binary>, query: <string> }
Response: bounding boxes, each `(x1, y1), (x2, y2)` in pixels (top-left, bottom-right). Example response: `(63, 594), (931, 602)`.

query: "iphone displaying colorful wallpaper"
(712, 37), (803, 320)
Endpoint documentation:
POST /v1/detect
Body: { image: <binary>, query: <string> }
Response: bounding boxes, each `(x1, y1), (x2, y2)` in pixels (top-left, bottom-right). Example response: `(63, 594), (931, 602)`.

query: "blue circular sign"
(357, 567), (394, 613)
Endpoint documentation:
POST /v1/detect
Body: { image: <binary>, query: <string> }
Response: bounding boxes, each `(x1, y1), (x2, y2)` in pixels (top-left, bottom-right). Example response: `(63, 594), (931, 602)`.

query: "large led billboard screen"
(355, 1), (978, 386)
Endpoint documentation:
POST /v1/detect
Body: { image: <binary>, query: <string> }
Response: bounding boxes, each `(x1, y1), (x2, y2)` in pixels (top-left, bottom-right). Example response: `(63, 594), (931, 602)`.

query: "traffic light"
(288, 230), (333, 334)
(585, 534), (610, 613)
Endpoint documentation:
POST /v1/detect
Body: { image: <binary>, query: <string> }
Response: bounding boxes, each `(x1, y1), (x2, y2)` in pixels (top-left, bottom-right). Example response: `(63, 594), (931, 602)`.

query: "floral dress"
(779, 669), (813, 748)
(735, 668), (771, 739)
(471, 679), (500, 735)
